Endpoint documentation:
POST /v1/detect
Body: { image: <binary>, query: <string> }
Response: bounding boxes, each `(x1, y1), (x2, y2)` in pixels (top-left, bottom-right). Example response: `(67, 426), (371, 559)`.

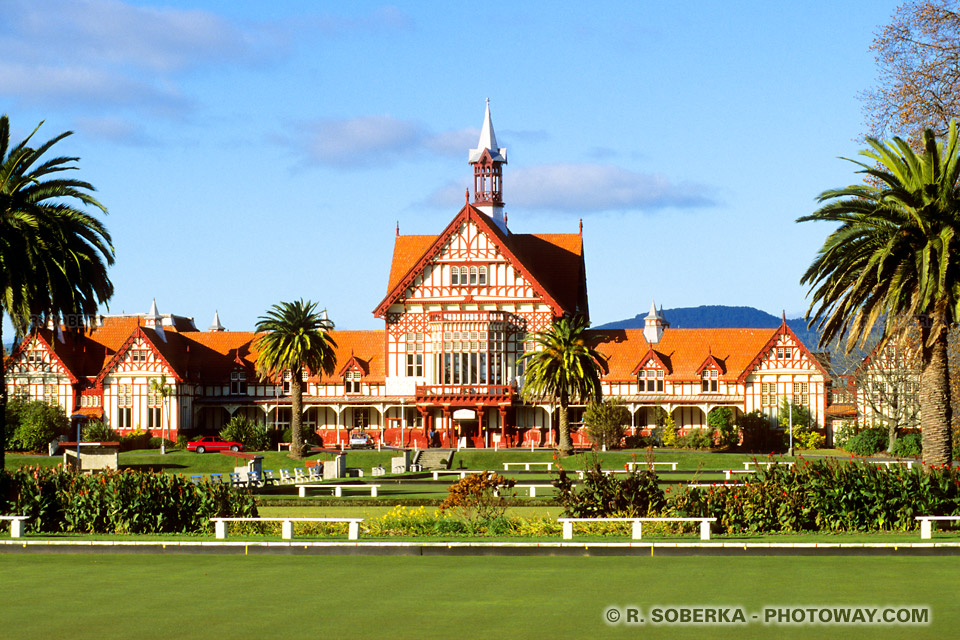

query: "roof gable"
(375, 204), (581, 317)
(5, 332), (79, 383)
(95, 326), (183, 385)
(736, 321), (830, 383)
(631, 348), (671, 375)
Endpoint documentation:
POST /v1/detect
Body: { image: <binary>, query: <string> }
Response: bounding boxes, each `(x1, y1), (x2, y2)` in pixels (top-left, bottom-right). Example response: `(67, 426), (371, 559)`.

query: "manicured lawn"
(0, 554), (953, 639)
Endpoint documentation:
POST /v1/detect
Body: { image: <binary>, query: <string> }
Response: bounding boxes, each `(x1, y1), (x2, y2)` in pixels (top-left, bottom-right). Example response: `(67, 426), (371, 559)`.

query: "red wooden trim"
(373, 205), (568, 317)
(94, 326), (184, 386)
(630, 348), (671, 376)
(7, 330), (80, 384)
(736, 321), (830, 383)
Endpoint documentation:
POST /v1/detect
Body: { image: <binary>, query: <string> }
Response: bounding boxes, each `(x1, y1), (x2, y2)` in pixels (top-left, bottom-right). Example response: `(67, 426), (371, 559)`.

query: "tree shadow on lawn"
(120, 463), (188, 472)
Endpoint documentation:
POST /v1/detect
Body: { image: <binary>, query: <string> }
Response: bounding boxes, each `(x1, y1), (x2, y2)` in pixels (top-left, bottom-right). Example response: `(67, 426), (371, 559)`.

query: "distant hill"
(595, 305), (823, 352)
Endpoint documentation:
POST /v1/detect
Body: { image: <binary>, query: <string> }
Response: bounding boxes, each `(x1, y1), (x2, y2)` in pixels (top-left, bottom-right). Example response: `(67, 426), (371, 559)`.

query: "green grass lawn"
(0, 554), (952, 639)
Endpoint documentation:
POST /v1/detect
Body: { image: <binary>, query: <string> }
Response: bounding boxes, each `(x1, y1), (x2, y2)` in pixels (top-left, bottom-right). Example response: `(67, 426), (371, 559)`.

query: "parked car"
(349, 432), (374, 449)
(187, 436), (243, 454)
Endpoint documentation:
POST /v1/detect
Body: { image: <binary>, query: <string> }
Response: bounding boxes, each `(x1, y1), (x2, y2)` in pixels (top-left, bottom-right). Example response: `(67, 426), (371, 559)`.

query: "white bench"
(211, 517), (364, 540)
(626, 462), (679, 471)
(494, 483), (576, 498)
(743, 461), (795, 470)
(0, 516), (28, 538)
(874, 460), (915, 470)
(916, 516), (960, 539)
(558, 517), (717, 541)
(296, 483), (381, 498)
(502, 462), (553, 471)
(724, 469), (756, 480)
(431, 470), (485, 480)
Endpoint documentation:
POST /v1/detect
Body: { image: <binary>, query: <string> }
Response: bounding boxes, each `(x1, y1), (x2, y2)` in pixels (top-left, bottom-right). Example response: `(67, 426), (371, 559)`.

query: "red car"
(187, 436), (243, 454)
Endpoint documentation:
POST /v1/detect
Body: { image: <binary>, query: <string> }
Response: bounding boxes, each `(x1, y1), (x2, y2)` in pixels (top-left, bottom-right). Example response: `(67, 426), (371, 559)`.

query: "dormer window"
(638, 369), (664, 392)
(451, 266), (486, 286)
(230, 371), (247, 395)
(345, 371), (362, 394)
(701, 369), (718, 393)
(776, 347), (792, 360)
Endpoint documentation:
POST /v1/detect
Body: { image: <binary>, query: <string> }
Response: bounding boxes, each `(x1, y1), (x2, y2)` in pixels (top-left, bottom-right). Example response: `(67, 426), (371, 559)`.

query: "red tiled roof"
(312, 330), (384, 383)
(378, 206), (586, 317)
(588, 327), (783, 382)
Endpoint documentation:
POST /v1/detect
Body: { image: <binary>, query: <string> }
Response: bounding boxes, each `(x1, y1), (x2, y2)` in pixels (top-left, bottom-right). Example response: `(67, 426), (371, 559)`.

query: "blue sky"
(2, 0), (903, 334)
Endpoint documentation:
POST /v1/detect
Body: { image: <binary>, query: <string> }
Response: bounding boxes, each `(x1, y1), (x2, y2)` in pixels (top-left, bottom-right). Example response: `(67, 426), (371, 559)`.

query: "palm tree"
(0, 115), (114, 469)
(799, 122), (960, 466)
(149, 374), (173, 454)
(520, 315), (603, 456)
(254, 300), (337, 459)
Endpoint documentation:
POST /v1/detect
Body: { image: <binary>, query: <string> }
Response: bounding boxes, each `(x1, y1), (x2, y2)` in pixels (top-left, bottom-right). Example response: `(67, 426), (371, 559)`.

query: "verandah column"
(499, 407), (508, 448)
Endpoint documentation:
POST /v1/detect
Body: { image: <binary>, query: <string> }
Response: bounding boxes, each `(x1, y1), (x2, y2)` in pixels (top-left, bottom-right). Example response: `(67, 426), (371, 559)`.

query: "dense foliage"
(4, 399), (70, 451)
(670, 459), (960, 533)
(439, 471), (515, 523)
(583, 398), (629, 449)
(554, 462), (665, 517)
(738, 410), (785, 453)
(1, 466), (257, 534)
(891, 432), (923, 458)
(843, 427), (889, 457)
(708, 407), (737, 448)
(81, 420), (116, 442)
(220, 415), (271, 451)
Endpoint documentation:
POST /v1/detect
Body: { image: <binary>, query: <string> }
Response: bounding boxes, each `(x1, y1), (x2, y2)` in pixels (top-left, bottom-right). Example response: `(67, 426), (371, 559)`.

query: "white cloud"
(73, 116), (157, 146)
(424, 163), (716, 213)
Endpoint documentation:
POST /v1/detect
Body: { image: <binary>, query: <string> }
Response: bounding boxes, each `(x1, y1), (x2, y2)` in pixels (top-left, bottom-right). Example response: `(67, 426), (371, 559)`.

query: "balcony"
(415, 384), (514, 405)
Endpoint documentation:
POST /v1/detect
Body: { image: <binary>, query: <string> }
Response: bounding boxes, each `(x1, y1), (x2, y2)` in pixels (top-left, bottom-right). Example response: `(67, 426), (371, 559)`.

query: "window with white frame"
(701, 369), (718, 393)
(776, 347), (792, 360)
(761, 382), (777, 407)
(793, 382), (808, 406)
(638, 369), (664, 392)
(406, 332), (424, 377)
(43, 383), (57, 403)
(230, 371), (247, 395)
(116, 407), (133, 429)
(147, 407), (162, 430)
(345, 370), (362, 394)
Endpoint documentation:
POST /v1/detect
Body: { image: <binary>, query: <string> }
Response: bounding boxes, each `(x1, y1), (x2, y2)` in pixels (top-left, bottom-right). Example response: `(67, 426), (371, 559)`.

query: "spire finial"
(579, 218), (583, 236)
(396, 221), (400, 237)
(465, 188), (470, 204)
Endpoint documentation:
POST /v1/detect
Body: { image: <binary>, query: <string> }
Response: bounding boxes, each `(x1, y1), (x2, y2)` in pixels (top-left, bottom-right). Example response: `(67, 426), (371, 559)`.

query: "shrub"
(676, 428), (714, 450)
(554, 460), (665, 517)
(583, 398), (629, 450)
(891, 432), (922, 458)
(0, 466), (257, 534)
(624, 433), (657, 448)
(794, 429), (825, 450)
(220, 415), (270, 451)
(708, 407), (737, 448)
(439, 471), (515, 523)
(668, 458), (960, 534)
(660, 413), (678, 448)
(833, 421), (857, 449)
(118, 429), (152, 452)
(844, 427), (888, 456)
(738, 410), (785, 453)
(82, 420), (116, 442)
(7, 400), (70, 451)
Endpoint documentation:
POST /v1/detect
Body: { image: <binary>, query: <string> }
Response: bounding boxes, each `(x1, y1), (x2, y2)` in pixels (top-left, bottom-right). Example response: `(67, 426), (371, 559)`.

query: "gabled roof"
(95, 325), (184, 385)
(310, 331), (384, 383)
(589, 326), (802, 383)
(735, 320), (830, 383)
(376, 204), (586, 318)
(631, 348), (671, 375)
(337, 354), (369, 377)
(5, 330), (79, 384)
(696, 354), (726, 375)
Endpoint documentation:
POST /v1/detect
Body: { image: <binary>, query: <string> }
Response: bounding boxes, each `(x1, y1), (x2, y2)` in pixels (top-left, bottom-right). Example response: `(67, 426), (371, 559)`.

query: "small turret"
(643, 300), (668, 344)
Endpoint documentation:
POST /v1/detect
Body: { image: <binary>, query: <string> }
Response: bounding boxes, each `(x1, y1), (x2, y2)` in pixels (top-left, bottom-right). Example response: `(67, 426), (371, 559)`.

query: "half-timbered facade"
(4, 102), (829, 447)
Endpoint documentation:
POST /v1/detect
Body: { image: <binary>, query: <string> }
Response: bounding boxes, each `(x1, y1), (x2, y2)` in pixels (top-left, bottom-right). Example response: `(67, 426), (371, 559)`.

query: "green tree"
(220, 415), (270, 452)
(7, 399), (70, 451)
(0, 115), (114, 468)
(520, 316), (603, 456)
(708, 406), (737, 448)
(149, 374), (173, 454)
(254, 300), (336, 459)
(799, 123), (960, 466)
(583, 397), (629, 450)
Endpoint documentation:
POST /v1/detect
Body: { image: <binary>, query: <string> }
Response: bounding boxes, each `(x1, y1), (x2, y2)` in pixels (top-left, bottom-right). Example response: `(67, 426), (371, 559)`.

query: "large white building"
(4, 104), (830, 448)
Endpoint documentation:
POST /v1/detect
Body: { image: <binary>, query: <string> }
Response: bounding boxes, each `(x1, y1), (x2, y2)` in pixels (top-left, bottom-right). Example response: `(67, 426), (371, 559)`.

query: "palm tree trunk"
(290, 371), (305, 460)
(558, 401), (573, 456)
(920, 326), (952, 467)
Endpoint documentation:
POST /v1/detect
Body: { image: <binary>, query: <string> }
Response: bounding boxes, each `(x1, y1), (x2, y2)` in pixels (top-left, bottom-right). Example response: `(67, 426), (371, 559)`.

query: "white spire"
(469, 98), (507, 163)
(209, 310), (225, 332)
(643, 299), (667, 344)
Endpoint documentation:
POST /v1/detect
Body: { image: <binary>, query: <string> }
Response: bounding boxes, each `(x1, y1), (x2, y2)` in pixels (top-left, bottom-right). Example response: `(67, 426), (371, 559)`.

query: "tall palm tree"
(520, 315), (603, 456)
(0, 115), (114, 469)
(149, 374), (173, 455)
(254, 300), (337, 459)
(799, 122), (960, 466)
